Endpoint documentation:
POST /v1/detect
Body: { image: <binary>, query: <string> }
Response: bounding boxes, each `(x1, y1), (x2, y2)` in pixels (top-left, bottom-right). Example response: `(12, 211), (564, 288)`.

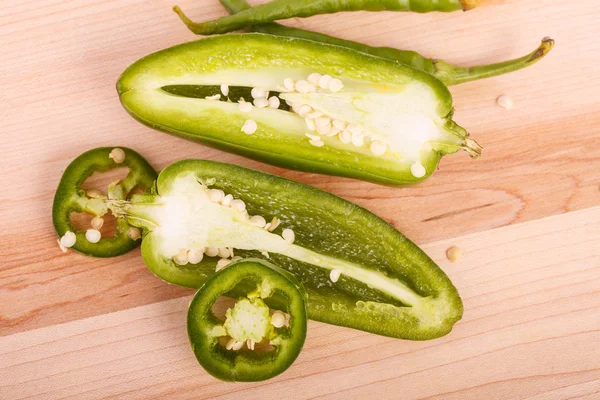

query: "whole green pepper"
(188, 259), (307, 381)
(53, 147), (157, 257)
(118, 34), (481, 186)
(173, 0), (484, 35)
(214, 0), (554, 86)
(99, 154), (463, 340)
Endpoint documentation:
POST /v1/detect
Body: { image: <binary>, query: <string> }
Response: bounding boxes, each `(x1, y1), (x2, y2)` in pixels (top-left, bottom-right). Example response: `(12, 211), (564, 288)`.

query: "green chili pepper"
(118, 34), (481, 186)
(188, 259), (307, 381)
(101, 155), (463, 340)
(52, 147), (157, 257)
(216, 0), (554, 86)
(173, 0), (484, 35)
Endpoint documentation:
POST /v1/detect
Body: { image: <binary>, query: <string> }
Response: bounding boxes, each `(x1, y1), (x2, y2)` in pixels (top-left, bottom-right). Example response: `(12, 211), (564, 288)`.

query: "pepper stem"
(434, 38), (555, 85)
(172, 6), (202, 33)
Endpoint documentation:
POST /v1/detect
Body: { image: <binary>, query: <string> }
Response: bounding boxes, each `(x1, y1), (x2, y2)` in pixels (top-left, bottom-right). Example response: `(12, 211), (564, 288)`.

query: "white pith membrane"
(214, 292), (291, 352)
(115, 174), (441, 319)
(157, 71), (472, 179)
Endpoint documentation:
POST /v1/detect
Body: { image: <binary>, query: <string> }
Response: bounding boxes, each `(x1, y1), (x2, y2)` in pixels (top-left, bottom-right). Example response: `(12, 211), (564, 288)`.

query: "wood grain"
(0, 0), (599, 397)
(1, 207), (599, 399)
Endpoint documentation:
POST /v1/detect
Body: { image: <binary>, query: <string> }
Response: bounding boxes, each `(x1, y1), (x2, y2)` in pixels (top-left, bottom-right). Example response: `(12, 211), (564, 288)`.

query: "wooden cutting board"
(1, 0), (599, 398)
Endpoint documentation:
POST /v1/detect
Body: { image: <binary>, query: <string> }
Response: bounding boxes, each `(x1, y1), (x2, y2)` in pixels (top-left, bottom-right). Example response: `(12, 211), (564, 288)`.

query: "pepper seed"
(282, 228), (295, 244)
(91, 216), (104, 230)
(85, 229), (102, 244)
(109, 148), (126, 164)
(241, 120), (257, 135)
(410, 162), (426, 178)
(446, 246), (462, 263)
(127, 227), (142, 241)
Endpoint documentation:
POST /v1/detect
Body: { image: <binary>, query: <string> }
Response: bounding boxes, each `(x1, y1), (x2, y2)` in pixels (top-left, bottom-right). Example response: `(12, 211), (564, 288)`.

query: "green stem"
(212, 0), (554, 86)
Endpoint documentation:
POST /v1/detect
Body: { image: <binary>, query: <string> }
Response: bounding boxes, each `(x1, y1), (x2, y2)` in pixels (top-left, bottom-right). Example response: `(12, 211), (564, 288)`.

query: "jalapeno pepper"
(173, 0), (484, 35)
(52, 147), (157, 257)
(188, 259), (307, 381)
(102, 156), (463, 340)
(117, 34), (481, 186)
(216, 0), (554, 86)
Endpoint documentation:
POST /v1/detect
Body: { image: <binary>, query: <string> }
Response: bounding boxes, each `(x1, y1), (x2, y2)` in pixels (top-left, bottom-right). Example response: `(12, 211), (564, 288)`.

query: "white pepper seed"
(57, 239), (68, 253)
(241, 120), (257, 135)
(232, 341), (244, 351)
(309, 139), (325, 147)
(307, 110), (323, 119)
(316, 123), (332, 136)
(230, 199), (246, 212)
(207, 189), (225, 203)
(216, 258), (232, 271)
(238, 101), (253, 113)
(268, 96), (280, 109)
(326, 127), (341, 137)
(328, 78), (344, 93)
(306, 133), (321, 140)
(127, 227), (142, 241)
(332, 119), (347, 130)
(351, 133), (365, 147)
(188, 249), (204, 264)
(254, 98), (269, 108)
(305, 117), (316, 131)
(446, 246), (462, 263)
(221, 194), (233, 207)
(86, 189), (103, 198)
(318, 74), (333, 89)
(329, 269), (342, 283)
(60, 231), (76, 248)
(173, 249), (189, 265)
(109, 148), (126, 164)
(246, 339), (256, 351)
(205, 247), (219, 257)
(283, 78), (295, 91)
(225, 337), (236, 350)
(410, 162), (426, 178)
(268, 217), (280, 232)
(496, 95), (513, 109)
(339, 130), (352, 143)
(347, 124), (363, 136)
(220, 84), (229, 97)
(282, 228), (295, 243)
(91, 216), (104, 230)
(271, 311), (286, 328)
(250, 215), (267, 227)
(251, 87), (269, 99)
(307, 73), (322, 85)
(85, 229), (101, 243)
(295, 80), (311, 93)
(205, 94), (221, 101)
(218, 247), (231, 259)
(298, 104), (312, 117)
(370, 141), (388, 156)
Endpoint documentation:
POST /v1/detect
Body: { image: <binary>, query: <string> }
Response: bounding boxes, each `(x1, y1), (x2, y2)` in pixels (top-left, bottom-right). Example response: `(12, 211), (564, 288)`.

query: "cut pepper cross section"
(118, 34), (481, 186)
(187, 259), (306, 382)
(107, 158), (463, 340)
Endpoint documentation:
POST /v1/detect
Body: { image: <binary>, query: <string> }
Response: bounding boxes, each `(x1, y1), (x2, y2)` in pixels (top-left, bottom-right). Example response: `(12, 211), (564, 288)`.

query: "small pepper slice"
(52, 147), (157, 257)
(173, 0), (485, 35)
(216, 0), (554, 86)
(188, 259), (307, 382)
(106, 157), (463, 340)
(118, 34), (481, 186)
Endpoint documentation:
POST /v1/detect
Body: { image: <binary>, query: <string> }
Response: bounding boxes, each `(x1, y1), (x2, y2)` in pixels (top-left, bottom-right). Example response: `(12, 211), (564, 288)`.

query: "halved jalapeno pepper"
(52, 147), (157, 257)
(117, 34), (481, 186)
(188, 259), (307, 382)
(105, 156), (462, 340)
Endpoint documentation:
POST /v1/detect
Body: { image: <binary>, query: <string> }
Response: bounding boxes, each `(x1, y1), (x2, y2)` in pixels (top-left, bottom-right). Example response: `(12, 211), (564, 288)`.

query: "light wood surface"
(1, 0), (599, 398)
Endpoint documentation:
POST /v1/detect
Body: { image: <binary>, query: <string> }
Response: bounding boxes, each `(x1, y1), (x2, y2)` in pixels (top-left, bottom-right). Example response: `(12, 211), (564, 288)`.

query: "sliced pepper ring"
(52, 147), (158, 257)
(187, 259), (307, 382)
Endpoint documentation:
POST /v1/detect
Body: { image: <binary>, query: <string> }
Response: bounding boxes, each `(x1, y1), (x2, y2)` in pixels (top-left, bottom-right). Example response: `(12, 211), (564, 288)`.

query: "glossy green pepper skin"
(188, 259), (307, 382)
(52, 147), (157, 257)
(216, 0), (554, 86)
(118, 34), (481, 186)
(174, 0), (484, 35)
(108, 158), (463, 340)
